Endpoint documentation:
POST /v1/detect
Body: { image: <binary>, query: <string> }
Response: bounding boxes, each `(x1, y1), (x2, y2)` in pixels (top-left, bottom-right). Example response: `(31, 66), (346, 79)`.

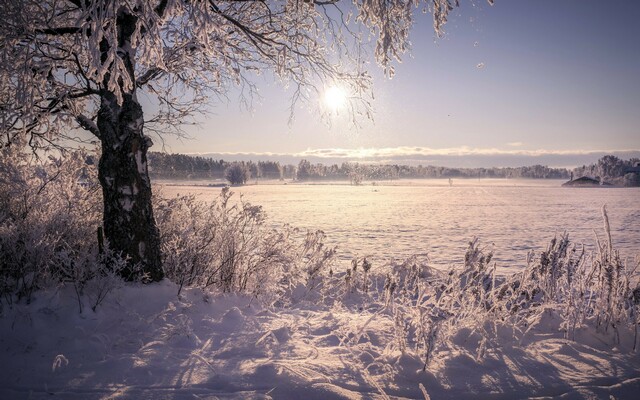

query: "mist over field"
(186, 149), (640, 170)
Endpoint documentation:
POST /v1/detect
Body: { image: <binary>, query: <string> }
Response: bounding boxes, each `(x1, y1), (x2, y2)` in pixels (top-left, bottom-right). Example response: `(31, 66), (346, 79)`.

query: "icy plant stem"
(419, 383), (431, 400)
(602, 205), (613, 256)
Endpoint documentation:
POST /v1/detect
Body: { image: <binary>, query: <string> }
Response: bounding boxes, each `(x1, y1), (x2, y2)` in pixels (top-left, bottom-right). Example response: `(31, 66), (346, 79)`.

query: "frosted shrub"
(224, 163), (251, 185)
(84, 246), (128, 312)
(492, 207), (639, 345)
(155, 187), (335, 302)
(346, 257), (374, 294)
(417, 242), (496, 367)
(492, 234), (590, 341)
(372, 219), (640, 369)
(590, 206), (639, 343)
(378, 256), (452, 368)
(0, 146), (102, 305)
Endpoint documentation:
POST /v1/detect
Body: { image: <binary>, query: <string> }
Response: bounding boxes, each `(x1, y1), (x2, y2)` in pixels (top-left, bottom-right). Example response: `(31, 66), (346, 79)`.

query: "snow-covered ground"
(2, 280), (640, 399)
(2, 180), (639, 399)
(160, 180), (640, 272)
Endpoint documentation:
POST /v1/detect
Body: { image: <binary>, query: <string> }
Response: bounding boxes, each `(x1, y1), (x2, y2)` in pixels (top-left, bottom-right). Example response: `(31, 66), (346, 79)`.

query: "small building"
(562, 176), (610, 187)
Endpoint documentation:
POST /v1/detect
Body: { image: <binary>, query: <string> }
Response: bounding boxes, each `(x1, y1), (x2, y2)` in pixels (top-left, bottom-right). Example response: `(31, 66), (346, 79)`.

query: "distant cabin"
(562, 176), (609, 187)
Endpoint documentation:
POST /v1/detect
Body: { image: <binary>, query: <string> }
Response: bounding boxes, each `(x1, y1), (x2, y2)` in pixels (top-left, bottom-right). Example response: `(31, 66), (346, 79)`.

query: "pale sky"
(156, 0), (640, 168)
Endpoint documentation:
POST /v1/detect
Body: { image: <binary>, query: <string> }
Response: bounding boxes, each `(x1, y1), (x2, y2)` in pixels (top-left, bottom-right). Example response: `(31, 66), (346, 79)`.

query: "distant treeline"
(147, 153), (640, 183)
(148, 152), (582, 181)
(294, 160), (570, 182)
(147, 153), (295, 180)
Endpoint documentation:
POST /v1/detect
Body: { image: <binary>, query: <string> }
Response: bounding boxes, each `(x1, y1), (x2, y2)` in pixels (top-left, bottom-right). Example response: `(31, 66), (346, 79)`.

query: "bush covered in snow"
(224, 162), (251, 185)
(0, 146), (103, 305)
(0, 149), (336, 308)
(155, 187), (335, 303)
(335, 208), (640, 368)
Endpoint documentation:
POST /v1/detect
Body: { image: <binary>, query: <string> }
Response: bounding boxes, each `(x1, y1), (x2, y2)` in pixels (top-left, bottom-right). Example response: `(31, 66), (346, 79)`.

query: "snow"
(2, 179), (638, 398)
(159, 180), (640, 273)
(2, 280), (640, 399)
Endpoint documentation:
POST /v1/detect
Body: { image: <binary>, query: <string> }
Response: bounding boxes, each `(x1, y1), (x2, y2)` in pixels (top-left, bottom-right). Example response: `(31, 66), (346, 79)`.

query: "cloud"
(295, 146), (640, 159)
(507, 142), (524, 147)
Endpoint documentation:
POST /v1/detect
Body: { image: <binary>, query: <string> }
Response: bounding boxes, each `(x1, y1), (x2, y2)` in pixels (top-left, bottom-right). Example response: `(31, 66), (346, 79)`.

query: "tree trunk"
(97, 91), (163, 281)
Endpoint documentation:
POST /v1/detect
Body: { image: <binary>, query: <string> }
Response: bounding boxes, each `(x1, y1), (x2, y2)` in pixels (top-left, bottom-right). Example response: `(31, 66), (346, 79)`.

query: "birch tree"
(0, 0), (481, 281)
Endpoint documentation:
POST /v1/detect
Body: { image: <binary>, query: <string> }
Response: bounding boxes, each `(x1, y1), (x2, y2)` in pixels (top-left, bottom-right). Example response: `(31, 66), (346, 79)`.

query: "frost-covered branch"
(76, 114), (99, 138)
(0, 0), (489, 150)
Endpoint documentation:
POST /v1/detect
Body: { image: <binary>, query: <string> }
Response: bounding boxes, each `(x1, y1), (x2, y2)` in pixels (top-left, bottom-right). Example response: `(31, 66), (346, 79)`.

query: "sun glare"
(323, 85), (347, 111)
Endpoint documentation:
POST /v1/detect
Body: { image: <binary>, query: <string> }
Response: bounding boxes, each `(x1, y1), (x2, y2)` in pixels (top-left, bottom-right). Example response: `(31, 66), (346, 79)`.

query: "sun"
(323, 85), (347, 111)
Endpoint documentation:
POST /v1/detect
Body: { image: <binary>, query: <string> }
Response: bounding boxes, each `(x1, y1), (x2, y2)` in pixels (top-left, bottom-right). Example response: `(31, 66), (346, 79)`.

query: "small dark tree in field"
(0, 0), (482, 281)
(224, 162), (250, 186)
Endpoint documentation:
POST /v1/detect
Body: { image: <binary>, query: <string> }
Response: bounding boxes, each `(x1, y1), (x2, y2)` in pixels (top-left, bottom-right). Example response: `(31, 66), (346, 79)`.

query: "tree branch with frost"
(0, 0), (493, 149)
(76, 113), (99, 138)
(136, 67), (164, 88)
(0, 0), (498, 282)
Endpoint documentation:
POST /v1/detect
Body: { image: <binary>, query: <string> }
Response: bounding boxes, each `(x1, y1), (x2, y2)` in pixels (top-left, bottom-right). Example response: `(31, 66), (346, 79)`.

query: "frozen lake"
(159, 179), (640, 272)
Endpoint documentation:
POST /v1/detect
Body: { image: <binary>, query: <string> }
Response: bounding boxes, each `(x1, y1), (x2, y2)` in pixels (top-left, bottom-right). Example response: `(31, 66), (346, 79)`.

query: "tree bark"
(97, 90), (163, 281)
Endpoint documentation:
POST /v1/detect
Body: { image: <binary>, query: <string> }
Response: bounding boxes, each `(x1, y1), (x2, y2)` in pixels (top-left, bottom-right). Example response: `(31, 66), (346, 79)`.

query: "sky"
(156, 0), (640, 168)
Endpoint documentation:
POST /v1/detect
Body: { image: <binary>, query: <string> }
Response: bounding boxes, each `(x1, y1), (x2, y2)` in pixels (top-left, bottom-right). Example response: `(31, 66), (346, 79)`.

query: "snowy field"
(160, 179), (640, 272)
(2, 179), (640, 399)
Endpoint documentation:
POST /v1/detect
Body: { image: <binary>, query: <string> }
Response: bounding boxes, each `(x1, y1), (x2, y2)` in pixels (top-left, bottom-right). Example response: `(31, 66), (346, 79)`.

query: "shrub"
(368, 210), (640, 368)
(224, 162), (250, 185)
(0, 146), (336, 309)
(0, 145), (102, 305)
(155, 187), (335, 303)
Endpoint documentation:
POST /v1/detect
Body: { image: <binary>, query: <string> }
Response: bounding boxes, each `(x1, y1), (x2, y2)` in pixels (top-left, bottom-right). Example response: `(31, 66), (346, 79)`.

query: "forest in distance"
(148, 152), (640, 186)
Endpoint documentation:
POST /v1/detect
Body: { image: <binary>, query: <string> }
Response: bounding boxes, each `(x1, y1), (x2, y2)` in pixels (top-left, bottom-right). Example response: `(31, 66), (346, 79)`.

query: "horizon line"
(164, 146), (640, 169)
